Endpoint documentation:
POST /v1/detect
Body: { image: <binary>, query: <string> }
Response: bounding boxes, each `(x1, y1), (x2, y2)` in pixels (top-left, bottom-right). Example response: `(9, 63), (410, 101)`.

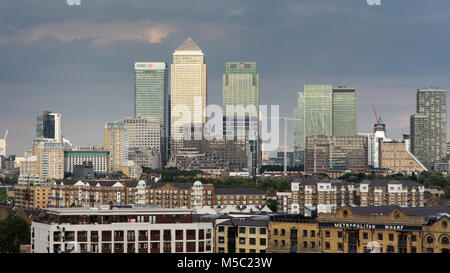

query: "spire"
(176, 37), (201, 51)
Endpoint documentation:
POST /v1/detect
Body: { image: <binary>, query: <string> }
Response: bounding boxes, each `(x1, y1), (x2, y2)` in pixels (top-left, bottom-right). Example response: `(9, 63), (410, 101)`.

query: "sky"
(0, 0), (450, 156)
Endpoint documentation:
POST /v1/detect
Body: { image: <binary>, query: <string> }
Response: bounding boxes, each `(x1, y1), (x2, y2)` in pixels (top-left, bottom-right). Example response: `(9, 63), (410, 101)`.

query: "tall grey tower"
(410, 87), (447, 169)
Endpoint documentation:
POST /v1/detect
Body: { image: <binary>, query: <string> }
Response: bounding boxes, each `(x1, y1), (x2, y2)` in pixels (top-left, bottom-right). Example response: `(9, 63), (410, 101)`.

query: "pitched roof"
(348, 205), (449, 217)
(176, 37), (201, 51)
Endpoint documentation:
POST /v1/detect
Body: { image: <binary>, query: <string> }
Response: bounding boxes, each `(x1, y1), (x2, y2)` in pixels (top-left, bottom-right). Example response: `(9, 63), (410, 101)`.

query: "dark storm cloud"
(0, 0), (450, 155)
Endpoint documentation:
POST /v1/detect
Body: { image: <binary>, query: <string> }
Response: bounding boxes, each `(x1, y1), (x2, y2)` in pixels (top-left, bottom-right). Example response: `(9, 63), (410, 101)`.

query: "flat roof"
(43, 205), (194, 216)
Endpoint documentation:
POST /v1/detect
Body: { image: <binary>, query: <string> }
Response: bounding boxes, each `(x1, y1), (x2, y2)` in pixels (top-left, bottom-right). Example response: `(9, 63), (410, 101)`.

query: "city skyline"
(1, 0), (450, 156)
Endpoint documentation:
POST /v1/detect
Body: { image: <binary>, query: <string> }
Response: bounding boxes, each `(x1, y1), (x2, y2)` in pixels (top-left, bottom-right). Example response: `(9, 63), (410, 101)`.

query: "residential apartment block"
(31, 206), (213, 253)
(359, 180), (424, 207)
(277, 179), (355, 214)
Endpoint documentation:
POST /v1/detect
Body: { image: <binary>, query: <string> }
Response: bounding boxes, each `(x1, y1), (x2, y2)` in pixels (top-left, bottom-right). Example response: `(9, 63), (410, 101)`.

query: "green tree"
(0, 215), (31, 253)
(267, 199), (277, 212)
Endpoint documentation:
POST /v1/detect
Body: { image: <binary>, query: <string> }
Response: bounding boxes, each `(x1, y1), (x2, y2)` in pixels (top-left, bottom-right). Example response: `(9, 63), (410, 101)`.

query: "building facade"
(359, 180), (424, 207)
(332, 87), (357, 136)
(267, 214), (320, 253)
(410, 87), (447, 169)
(134, 62), (169, 164)
(13, 184), (52, 209)
(215, 217), (268, 253)
(317, 206), (449, 253)
(64, 151), (109, 174)
(104, 121), (128, 172)
(170, 37), (207, 157)
(305, 135), (368, 173)
(379, 140), (427, 173)
(31, 206), (213, 253)
(123, 117), (161, 169)
(277, 179), (354, 214)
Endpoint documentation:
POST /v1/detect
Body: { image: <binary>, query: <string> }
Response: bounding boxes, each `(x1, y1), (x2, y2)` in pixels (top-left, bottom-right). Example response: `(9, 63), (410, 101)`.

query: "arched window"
(442, 237), (449, 245)
(426, 236), (434, 244)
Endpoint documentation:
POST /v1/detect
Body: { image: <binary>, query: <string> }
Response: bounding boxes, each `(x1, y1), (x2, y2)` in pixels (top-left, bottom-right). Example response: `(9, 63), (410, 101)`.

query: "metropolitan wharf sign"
(318, 222), (422, 232)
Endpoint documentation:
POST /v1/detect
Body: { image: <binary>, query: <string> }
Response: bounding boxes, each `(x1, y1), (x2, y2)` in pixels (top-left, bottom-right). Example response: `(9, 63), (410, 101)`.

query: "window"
(239, 248), (245, 253)
(218, 226), (225, 233)
(249, 228), (256, 234)
(411, 247), (416, 253)
(389, 234), (394, 241)
(311, 242), (315, 248)
(441, 237), (449, 245)
(239, 227), (246, 234)
(363, 233), (368, 240)
(310, 230), (315, 237)
(325, 242), (330, 250)
(303, 241), (307, 248)
(260, 228), (266, 235)
(325, 231), (330, 238)
(378, 234), (383, 241)
(249, 238), (256, 245)
(303, 230), (308, 237)
(281, 229), (286, 236)
(411, 235), (417, 242)
(281, 240), (285, 247)
(387, 246), (395, 253)
(260, 238), (266, 246)
(239, 238), (246, 245)
(273, 229), (278, 235)
(218, 236), (224, 244)
(338, 243), (343, 251)
(337, 231), (342, 238)
(426, 236), (434, 244)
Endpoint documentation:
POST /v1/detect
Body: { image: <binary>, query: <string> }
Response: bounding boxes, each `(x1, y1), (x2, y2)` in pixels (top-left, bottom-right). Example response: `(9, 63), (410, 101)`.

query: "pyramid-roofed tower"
(176, 37), (202, 51)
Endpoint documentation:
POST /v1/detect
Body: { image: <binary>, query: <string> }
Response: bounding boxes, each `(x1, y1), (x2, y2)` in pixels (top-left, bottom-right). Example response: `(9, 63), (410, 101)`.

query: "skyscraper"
(104, 121), (128, 172)
(170, 37), (207, 156)
(410, 87), (447, 169)
(293, 92), (305, 166)
(332, 87), (357, 136)
(36, 111), (63, 143)
(123, 117), (161, 169)
(134, 62), (169, 165)
(222, 62), (260, 175)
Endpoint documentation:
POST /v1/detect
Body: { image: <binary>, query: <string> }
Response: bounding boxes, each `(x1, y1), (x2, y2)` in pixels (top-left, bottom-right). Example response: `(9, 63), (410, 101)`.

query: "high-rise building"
(0, 129), (7, 157)
(222, 62), (260, 175)
(123, 117), (161, 170)
(332, 87), (357, 136)
(134, 62), (169, 164)
(37, 142), (64, 182)
(36, 111), (63, 143)
(64, 150), (110, 173)
(410, 87), (447, 169)
(104, 121), (128, 172)
(170, 37), (207, 156)
(293, 93), (305, 166)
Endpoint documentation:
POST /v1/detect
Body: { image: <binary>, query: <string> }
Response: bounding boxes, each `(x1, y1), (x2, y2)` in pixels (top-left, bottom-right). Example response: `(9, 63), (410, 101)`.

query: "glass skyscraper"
(294, 85), (357, 167)
(222, 62), (260, 175)
(410, 87), (447, 169)
(134, 62), (169, 164)
(293, 92), (305, 166)
(332, 87), (357, 136)
(36, 111), (62, 143)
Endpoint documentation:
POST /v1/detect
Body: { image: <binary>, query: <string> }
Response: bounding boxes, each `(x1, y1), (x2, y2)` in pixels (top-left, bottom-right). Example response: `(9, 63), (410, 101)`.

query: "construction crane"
(261, 116), (304, 176)
(372, 104), (381, 124)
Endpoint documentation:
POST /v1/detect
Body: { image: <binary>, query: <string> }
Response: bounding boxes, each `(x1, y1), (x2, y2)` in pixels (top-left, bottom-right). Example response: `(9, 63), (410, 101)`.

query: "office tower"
(222, 62), (259, 116)
(410, 87), (447, 169)
(222, 62), (260, 175)
(36, 111), (63, 143)
(123, 117), (161, 169)
(294, 85), (333, 166)
(304, 135), (368, 173)
(170, 37), (207, 156)
(37, 142), (64, 182)
(332, 87), (357, 136)
(104, 121), (128, 172)
(293, 93), (305, 166)
(134, 62), (169, 164)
